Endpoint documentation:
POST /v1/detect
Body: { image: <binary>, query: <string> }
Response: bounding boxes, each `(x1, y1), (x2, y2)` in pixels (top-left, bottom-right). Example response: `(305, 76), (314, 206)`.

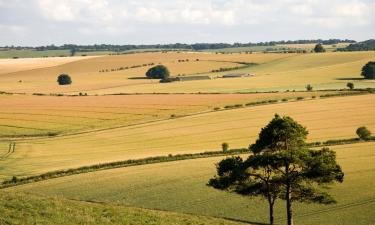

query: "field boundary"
(2, 138), (374, 189)
(2, 90), (373, 141)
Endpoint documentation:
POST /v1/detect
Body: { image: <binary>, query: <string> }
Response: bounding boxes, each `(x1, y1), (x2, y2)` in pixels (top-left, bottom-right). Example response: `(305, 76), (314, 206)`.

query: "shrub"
(297, 97), (304, 100)
(306, 84), (313, 91)
(57, 74), (72, 85)
(361, 62), (375, 79)
(356, 127), (372, 140)
(347, 82), (354, 90)
(314, 43), (326, 53)
(222, 142), (229, 152)
(282, 98), (288, 102)
(146, 65), (170, 79)
(214, 107), (220, 111)
(312, 96), (317, 99)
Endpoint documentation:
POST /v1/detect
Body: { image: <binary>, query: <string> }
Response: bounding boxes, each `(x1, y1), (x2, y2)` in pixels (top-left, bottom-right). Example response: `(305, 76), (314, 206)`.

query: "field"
(0, 51), (373, 94)
(1, 94), (374, 180)
(10, 142), (375, 225)
(0, 192), (247, 225)
(1, 49), (375, 224)
(0, 91), (345, 138)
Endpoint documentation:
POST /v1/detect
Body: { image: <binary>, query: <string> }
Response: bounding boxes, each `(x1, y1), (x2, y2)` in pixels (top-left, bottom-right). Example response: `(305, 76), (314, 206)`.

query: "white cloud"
(0, 0), (374, 45)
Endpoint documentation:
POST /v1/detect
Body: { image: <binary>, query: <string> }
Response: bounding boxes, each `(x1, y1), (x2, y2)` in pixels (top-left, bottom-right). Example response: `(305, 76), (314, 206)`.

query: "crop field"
(0, 51), (291, 94)
(10, 141), (375, 225)
(276, 43), (351, 51)
(0, 51), (373, 94)
(0, 91), (344, 138)
(1, 94), (374, 179)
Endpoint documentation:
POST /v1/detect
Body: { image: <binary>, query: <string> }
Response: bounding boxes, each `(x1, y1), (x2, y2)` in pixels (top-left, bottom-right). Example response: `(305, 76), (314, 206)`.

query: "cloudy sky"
(0, 0), (374, 46)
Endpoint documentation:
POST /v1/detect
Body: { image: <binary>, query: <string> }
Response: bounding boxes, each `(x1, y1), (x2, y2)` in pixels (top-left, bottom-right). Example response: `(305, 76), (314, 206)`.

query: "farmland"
(0, 51), (373, 94)
(10, 142), (375, 225)
(1, 94), (374, 180)
(0, 48), (374, 225)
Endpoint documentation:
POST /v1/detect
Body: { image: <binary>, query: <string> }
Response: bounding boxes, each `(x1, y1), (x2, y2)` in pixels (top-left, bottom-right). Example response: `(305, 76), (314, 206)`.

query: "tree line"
(1, 39), (355, 52)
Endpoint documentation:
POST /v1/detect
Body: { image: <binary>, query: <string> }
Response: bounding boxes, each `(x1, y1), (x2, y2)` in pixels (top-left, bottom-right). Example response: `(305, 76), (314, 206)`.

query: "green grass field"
(0, 191), (248, 225)
(10, 142), (375, 225)
(1, 94), (374, 180)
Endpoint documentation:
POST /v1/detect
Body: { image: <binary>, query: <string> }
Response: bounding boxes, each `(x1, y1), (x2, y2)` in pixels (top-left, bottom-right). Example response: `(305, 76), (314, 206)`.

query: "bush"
(297, 97), (304, 100)
(314, 43), (326, 53)
(356, 127), (372, 140)
(146, 65), (170, 79)
(347, 82), (354, 90)
(222, 142), (229, 152)
(57, 74), (72, 85)
(361, 62), (375, 79)
(306, 84), (313, 91)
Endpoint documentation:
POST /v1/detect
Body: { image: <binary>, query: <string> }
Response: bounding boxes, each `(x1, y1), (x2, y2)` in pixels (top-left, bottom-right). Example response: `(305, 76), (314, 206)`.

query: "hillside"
(0, 191), (247, 225)
(9, 142), (375, 225)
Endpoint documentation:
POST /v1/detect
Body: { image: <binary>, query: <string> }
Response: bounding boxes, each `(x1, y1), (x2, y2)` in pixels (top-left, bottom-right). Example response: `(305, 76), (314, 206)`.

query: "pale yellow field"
(0, 52), (289, 94)
(1, 94), (374, 179)
(1, 51), (374, 94)
(0, 56), (97, 75)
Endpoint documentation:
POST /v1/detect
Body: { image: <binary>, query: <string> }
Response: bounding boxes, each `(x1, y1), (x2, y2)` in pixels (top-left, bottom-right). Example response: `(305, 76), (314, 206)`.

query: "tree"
(221, 142), (229, 152)
(208, 154), (282, 225)
(346, 82), (354, 90)
(250, 115), (344, 225)
(57, 74), (72, 85)
(361, 61), (375, 79)
(356, 126), (371, 140)
(146, 65), (170, 79)
(314, 43), (325, 53)
(305, 84), (313, 91)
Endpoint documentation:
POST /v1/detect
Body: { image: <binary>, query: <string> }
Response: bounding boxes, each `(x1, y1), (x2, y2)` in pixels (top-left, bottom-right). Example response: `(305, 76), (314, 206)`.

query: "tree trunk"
(286, 183), (293, 225)
(269, 201), (274, 225)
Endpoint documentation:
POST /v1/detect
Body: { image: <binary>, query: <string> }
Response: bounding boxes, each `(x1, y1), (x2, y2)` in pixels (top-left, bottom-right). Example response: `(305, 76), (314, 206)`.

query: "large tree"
(361, 61), (375, 79)
(208, 115), (344, 225)
(250, 114), (344, 225)
(146, 65), (170, 79)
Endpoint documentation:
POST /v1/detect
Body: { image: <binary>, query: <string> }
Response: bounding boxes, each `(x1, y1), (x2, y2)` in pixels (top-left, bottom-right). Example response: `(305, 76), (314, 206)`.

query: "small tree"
(306, 84), (313, 91)
(314, 43), (326, 53)
(361, 61), (375, 79)
(57, 74), (72, 85)
(356, 126), (371, 140)
(346, 82), (354, 90)
(221, 142), (229, 152)
(146, 65), (170, 79)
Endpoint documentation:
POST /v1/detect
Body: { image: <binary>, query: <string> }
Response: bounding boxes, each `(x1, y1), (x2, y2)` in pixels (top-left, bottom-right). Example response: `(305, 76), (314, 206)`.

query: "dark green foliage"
(314, 43), (326, 53)
(146, 65), (170, 79)
(356, 126), (371, 140)
(57, 74), (72, 85)
(338, 39), (375, 51)
(306, 84), (313, 91)
(221, 142), (229, 152)
(361, 62), (375, 79)
(210, 115), (344, 225)
(347, 82), (354, 90)
(297, 97), (304, 100)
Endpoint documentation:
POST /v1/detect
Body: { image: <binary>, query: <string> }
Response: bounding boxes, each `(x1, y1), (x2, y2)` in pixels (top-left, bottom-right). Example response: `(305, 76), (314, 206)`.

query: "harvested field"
(0, 94), (374, 179)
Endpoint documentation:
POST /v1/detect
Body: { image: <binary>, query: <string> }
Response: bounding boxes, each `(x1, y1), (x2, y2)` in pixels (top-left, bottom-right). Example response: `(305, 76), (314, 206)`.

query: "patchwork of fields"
(10, 142), (375, 225)
(0, 51), (374, 94)
(1, 94), (374, 179)
(0, 49), (375, 224)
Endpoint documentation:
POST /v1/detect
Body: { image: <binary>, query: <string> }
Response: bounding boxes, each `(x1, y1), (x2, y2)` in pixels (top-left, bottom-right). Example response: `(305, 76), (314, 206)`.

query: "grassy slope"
(10, 142), (375, 225)
(0, 192), (247, 225)
(1, 94), (374, 179)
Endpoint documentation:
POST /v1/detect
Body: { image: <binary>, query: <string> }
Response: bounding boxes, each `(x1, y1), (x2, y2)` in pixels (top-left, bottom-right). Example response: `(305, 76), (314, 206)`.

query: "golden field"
(1, 94), (374, 179)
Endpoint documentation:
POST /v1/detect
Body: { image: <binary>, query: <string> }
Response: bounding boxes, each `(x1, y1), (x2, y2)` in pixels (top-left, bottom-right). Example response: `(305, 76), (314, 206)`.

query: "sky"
(0, 0), (374, 46)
